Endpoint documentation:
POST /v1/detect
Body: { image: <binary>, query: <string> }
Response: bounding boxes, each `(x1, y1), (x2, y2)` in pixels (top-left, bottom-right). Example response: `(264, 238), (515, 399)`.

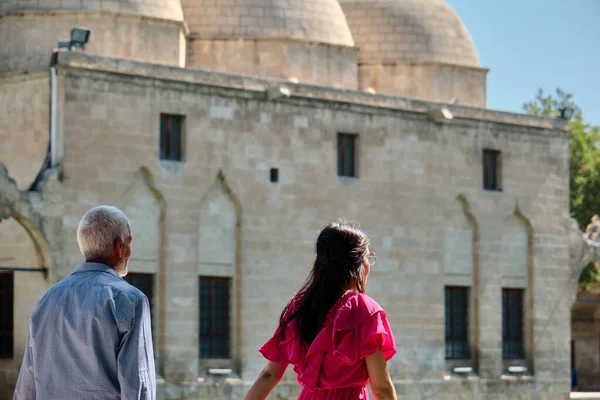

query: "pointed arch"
(501, 202), (535, 373)
(119, 167), (167, 372)
(11, 212), (54, 281)
(442, 194), (480, 371)
(456, 194), (480, 371)
(197, 170), (243, 371)
(0, 162), (54, 281)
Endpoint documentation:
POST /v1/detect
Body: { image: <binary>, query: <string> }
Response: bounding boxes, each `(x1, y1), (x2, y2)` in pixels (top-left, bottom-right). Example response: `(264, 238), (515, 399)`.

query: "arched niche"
(500, 204), (534, 373)
(118, 167), (166, 367)
(443, 195), (478, 284)
(501, 210), (530, 286)
(0, 217), (51, 390)
(197, 171), (242, 370)
(442, 194), (479, 371)
(119, 168), (164, 274)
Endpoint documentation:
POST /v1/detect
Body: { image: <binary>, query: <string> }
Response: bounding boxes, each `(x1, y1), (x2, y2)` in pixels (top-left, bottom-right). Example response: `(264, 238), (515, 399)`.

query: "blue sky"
(446, 0), (600, 126)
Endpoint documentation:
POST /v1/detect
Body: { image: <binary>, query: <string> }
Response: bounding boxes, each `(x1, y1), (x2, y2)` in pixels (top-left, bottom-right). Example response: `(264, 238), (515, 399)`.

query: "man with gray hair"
(14, 205), (155, 399)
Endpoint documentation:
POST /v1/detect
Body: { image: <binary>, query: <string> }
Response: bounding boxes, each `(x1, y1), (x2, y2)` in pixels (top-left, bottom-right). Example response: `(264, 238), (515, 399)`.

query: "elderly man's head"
(77, 206), (132, 276)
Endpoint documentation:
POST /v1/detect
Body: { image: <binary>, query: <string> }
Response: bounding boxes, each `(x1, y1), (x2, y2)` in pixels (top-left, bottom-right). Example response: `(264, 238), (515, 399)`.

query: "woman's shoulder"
(332, 291), (387, 332)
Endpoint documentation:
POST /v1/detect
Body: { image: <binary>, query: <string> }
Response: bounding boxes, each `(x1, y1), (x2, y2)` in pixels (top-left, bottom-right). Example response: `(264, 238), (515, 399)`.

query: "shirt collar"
(72, 262), (121, 278)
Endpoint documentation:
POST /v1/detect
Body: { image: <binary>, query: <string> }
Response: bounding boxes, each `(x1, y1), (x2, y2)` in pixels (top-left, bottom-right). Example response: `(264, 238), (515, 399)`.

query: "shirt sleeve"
(117, 295), (156, 400)
(13, 329), (36, 400)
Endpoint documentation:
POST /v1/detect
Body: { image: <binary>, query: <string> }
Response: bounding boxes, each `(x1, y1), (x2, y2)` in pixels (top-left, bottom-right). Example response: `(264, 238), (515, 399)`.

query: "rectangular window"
(199, 276), (230, 359)
(502, 288), (525, 360)
(124, 273), (155, 337)
(445, 286), (469, 360)
(270, 168), (279, 183)
(483, 149), (501, 191)
(0, 272), (13, 359)
(337, 133), (357, 177)
(160, 114), (184, 161)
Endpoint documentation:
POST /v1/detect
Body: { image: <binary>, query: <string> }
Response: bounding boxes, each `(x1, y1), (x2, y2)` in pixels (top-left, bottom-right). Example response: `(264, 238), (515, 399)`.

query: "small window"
(270, 168), (279, 183)
(502, 288), (524, 360)
(124, 273), (155, 338)
(199, 276), (230, 359)
(445, 286), (469, 360)
(337, 133), (357, 177)
(160, 114), (184, 161)
(0, 272), (13, 359)
(483, 149), (501, 191)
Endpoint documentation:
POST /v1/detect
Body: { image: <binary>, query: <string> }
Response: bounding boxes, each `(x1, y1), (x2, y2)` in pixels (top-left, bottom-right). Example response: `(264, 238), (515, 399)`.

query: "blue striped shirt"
(14, 262), (155, 400)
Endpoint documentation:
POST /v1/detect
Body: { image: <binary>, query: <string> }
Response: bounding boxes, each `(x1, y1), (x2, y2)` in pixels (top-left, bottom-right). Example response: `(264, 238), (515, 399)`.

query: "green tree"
(524, 89), (600, 290)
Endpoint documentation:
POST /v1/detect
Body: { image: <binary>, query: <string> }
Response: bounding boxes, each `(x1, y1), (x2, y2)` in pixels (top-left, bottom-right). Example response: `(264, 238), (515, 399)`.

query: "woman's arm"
(366, 350), (397, 400)
(244, 361), (288, 400)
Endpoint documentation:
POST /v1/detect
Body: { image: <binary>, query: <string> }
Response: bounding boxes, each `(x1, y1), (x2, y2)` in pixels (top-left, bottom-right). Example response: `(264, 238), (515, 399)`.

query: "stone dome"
(0, 0), (183, 21)
(180, 0), (354, 47)
(339, 0), (479, 67)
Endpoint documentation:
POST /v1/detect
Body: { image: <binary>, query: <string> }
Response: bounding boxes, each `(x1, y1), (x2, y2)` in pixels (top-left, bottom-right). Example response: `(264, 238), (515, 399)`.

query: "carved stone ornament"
(569, 216), (600, 276)
(0, 163), (20, 221)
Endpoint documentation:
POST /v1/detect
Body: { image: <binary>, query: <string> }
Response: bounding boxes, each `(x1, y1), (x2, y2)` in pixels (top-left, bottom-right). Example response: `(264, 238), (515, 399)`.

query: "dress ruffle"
(258, 291), (396, 395)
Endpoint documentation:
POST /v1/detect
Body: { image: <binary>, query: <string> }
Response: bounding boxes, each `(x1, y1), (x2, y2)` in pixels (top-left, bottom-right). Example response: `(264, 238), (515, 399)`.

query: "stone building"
(0, 0), (582, 399)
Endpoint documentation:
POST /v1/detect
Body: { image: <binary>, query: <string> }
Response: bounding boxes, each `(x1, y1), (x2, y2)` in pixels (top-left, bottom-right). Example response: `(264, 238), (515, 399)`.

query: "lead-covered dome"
(182, 0), (358, 89)
(180, 0), (354, 47)
(339, 0), (479, 67)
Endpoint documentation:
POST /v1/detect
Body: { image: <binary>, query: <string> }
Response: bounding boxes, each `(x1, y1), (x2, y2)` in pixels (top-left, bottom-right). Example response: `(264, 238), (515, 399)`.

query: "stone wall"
(3, 54), (573, 399)
(187, 38), (358, 90)
(0, 72), (49, 190)
(0, 12), (185, 73)
(0, 218), (50, 399)
(358, 62), (487, 107)
(572, 290), (600, 391)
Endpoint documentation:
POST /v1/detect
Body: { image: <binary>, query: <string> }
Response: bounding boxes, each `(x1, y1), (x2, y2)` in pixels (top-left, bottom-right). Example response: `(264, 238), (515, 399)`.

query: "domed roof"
(339, 0), (479, 66)
(180, 0), (354, 47)
(0, 0), (183, 21)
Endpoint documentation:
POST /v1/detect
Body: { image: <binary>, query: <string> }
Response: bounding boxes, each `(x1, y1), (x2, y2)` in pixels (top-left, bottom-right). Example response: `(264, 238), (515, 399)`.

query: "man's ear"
(115, 237), (123, 257)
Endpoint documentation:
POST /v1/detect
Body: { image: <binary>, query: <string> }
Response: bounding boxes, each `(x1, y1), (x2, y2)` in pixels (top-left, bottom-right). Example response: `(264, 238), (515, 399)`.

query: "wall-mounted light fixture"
(559, 107), (574, 121)
(57, 27), (91, 51)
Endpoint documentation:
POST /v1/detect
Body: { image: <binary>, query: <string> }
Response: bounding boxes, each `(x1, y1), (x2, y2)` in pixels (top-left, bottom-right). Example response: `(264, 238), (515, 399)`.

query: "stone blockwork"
(358, 62), (487, 107)
(0, 218), (49, 397)
(187, 38), (358, 90)
(0, 53), (571, 399)
(0, 12), (185, 73)
(0, 72), (49, 190)
(0, 164), (55, 399)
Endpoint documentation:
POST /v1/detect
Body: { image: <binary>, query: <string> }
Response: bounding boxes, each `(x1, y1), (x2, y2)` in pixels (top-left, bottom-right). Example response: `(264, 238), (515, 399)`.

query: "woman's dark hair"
(279, 219), (370, 344)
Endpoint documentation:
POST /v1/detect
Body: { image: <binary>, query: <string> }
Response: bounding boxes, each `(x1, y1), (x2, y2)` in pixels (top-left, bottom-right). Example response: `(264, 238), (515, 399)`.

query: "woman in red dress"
(245, 220), (397, 400)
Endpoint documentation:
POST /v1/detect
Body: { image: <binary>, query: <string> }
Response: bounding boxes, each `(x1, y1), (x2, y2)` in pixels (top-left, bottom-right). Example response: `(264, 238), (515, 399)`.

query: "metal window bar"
(160, 114), (183, 161)
(0, 266), (48, 279)
(445, 286), (469, 360)
(171, 116), (181, 161)
(199, 277), (230, 359)
(160, 114), (169, 160)
(0, 272), (14, 359)
(502, 288), (524, 359)
(483, 150), (500, 190)
(124, 273), (155, 338)
(337, 134), (356, 177)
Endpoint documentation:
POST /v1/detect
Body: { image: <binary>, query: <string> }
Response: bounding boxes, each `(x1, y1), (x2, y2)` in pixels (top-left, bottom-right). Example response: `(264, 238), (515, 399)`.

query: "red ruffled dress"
(259, 290), (396, 400)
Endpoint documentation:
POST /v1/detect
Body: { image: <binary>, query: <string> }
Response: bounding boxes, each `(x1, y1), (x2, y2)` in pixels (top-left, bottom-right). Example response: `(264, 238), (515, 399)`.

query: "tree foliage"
(523, 89), (600, 290)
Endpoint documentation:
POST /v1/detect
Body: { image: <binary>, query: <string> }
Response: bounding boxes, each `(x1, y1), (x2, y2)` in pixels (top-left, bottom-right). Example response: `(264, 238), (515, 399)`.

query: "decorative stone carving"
(0, 163), (20, 221)
(569, 217), (600, 275)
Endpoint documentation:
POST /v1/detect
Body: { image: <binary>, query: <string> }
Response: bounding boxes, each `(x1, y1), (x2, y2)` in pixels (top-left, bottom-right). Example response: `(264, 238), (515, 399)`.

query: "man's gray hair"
(77, 206), (130, 260)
